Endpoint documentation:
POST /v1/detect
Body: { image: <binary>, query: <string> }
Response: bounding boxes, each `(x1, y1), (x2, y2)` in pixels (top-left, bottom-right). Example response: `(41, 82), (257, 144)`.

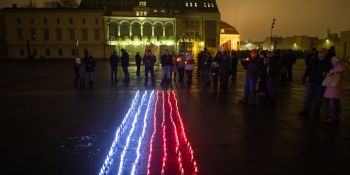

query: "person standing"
(84, 53), (96, 86)
(120, 49), (130, 82)
(185, 53), (195, 84)
(239, 50), (262, 106)
(286, 49), (296, 82)
(220, 51), (232, 89)
(170, 52), (178, 81)
(197, 51), (204, 77)
(266, 51), (280, 101)
(110, 51), (119, 82)
(160, 49), (172, 85)
(177, 53), (186, 82)
(143, 50), (157, 87)
(203, 48), (213, 84)
(74, 57), (86, 88)
(211, 56), (220, 88)
(300, 48), (332, 117)
(135, 52), (142, 77)
(322, 56), (344, 124)
(230, 50), (238, 80)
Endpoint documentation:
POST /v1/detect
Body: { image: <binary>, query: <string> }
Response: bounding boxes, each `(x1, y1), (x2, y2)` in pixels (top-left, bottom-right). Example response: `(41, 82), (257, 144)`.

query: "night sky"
(1, 0), (350, 41)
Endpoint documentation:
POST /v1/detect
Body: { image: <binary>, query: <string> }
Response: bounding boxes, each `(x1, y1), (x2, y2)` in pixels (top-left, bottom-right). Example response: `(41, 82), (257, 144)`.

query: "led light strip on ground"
(147, 91), (160, 175)
(99, 91), (140, 175)
(171, 92), (198, 174)
(98, 90), (198, 175)
(167, 91), (183, 174)
(117, 91), (148, 175)
(131, 90), (155, 175)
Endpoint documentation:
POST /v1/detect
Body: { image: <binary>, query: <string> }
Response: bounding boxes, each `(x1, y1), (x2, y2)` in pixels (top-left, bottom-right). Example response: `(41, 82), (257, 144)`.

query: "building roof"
(220, 21), (239, 35)
(79, 0), (219, 13)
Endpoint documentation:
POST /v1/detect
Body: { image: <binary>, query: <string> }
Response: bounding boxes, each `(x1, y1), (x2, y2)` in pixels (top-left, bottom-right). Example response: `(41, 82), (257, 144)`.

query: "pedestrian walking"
(230, 50), (238, 80)
(286, 49), (296, 82)
(170, 52), (178, 81)
(220, 51), (231, 89)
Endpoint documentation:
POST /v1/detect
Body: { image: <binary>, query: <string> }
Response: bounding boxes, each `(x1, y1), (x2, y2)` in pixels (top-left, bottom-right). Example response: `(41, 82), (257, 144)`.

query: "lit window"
(203, 3), (206, 7)
(144, 11), (147, 16)
(211, 3), (214, 7)
(136, 11), (140, 16)
(186, 2), (188, 7)
(195, 3), (197, 7)
(154, 9), (157, 13)
(139, 1), (146, 6)
(190, 2), (193, 7)
(161, 10), (165, 13)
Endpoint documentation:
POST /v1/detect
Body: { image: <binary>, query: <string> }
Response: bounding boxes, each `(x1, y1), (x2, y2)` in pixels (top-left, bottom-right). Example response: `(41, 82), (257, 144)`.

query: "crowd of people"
(73, 46), (346, 124)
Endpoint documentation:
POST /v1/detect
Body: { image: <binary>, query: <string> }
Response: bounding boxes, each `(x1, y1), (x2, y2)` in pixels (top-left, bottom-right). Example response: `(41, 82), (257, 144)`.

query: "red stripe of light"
(161, 91), (167, 174)
(171, 91), (198, 174)
(167, 91), (183, 174)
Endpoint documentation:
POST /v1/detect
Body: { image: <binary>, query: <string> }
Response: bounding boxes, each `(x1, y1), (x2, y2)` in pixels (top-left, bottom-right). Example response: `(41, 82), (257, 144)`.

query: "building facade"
(219, 21), (240, 51)
(3, 8), (105, 59)
(2, 0), (222, 59)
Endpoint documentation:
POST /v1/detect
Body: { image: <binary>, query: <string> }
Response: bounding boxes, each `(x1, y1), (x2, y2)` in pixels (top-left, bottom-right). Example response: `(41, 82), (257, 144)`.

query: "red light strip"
(168, 91), (184, 174)
(161, 91), (167, 174)
(171, 91), (198, 174)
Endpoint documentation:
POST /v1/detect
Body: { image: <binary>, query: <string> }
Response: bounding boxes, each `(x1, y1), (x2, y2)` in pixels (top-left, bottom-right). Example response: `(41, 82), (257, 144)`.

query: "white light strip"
(98, 91), (140, 175)
(117, 91), (148, 175)
(131, 90), (155, 175)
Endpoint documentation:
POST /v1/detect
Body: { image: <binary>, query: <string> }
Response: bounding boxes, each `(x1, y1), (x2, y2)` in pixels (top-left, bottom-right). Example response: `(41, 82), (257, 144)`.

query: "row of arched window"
(109, 21), (174, 38)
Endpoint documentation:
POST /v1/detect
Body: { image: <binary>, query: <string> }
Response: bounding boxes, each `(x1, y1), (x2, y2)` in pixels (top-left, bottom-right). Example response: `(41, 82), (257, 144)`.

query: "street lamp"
(270, 18), (276, 51)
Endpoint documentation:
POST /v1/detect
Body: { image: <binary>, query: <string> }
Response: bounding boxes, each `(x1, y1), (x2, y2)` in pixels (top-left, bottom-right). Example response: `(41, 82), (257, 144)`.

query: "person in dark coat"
(239, 50), (262, 106)
(300, 48), (332, 117)
(257, 50), (268, 96)
(143, 50), (157, 87)
(74, 57), (81, 86)
(84, 53), (96, 85)
(220, 51), (232, 89)
(230, 50), (238, 80)
(203, 48), (213, 84)
(120, 49), (130, 82)
(286, 49), (296, 82)
(197, 51), (204, 77)
(160, 49), (172, 85)
(211, 54), (220, 88)
(135, 52), (142, 77)
(110, 51), (119, 82)
(266, 51), (280, 101)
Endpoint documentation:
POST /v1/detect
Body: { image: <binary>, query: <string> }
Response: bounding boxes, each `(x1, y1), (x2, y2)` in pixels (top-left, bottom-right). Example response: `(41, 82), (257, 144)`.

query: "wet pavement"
(1, 59), (350, 175)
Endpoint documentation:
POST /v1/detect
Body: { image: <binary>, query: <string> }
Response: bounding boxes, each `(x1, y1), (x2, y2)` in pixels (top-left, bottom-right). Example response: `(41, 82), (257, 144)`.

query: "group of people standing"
(73, 46), (345, 124)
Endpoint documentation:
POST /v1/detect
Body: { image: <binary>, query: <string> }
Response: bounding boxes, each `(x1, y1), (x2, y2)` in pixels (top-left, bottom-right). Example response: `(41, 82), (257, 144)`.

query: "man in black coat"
(110, 51), (119, 82)
(135, 52), (142, 77)
(300, 48), (332, 117)
(84, 53), (96, 85)
(120, 49), (130, 82)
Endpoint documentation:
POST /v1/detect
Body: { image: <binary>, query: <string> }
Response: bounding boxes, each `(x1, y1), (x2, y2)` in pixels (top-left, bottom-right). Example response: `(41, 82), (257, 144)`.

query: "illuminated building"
(3, 0), (221, 59)
(219, 21), (240, 51)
